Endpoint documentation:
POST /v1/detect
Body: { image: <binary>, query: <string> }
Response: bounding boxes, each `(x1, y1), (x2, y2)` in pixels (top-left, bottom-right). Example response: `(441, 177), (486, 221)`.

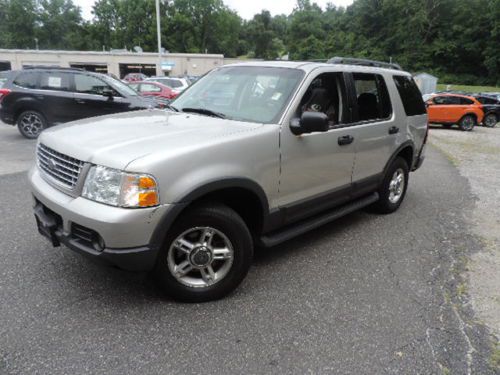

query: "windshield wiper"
(165, 104), (179, 112)
(181, 107), (227, 119)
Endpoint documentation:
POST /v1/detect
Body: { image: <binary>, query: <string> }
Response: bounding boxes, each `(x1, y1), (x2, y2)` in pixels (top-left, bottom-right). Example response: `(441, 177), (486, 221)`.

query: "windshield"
(170, 66), (304, 123)
(103, 75), (139, 96)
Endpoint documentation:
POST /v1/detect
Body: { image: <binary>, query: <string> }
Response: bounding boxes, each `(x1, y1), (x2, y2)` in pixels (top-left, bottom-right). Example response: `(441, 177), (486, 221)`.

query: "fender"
(149, 177), (271, 250)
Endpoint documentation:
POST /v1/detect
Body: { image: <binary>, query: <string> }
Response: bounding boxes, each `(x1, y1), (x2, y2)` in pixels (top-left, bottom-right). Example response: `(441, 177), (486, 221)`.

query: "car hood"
(39, 109), (264, 170)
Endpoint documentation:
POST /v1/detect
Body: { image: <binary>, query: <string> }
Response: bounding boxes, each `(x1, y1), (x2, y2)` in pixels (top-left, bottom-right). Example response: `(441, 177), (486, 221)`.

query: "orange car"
(426, 94), (484, 131)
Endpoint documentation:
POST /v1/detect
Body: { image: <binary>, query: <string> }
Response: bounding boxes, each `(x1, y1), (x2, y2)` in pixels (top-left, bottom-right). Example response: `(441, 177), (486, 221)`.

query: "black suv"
(0, 67), (161, 138)
(473, 94), (500, 128)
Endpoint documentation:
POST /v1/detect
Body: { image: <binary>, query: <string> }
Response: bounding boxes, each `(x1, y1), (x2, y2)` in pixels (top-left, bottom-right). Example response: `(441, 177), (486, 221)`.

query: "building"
(0, 49), (227, 77)
(414, 73), (438, 95)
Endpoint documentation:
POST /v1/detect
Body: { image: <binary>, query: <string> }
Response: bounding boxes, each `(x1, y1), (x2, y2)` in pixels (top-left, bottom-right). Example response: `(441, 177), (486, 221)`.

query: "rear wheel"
(483, 113), (498, 128)
(458, 115), (476, 131)
(154, 204), (253, 302)
(372, 157), (409, 214)
(17, 110), (46, 139)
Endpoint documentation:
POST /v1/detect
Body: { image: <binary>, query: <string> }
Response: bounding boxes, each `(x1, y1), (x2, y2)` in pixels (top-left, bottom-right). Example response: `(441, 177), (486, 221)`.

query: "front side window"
(171, 66), (304, 123)
(40, 72), (71, 91)
(13, 72), (39, 89)
(75, 74), (112, 95)
(353, 73), (392, 121)
(393, 76), (426, 116)
(433, 96), (460, 105)
(297, 72), (348, 126)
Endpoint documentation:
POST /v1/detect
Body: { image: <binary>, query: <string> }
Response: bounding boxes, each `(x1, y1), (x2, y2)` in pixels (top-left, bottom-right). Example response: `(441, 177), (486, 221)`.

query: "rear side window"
(13, 72), (39, 89)
(460, 97), (474, 105)
(40, 72), (71, 91)
(352, 73), (392, 121)
(393, 76), (426, 116)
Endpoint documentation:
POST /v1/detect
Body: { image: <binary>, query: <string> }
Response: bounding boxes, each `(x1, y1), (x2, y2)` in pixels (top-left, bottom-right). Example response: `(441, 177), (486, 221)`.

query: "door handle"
(388, 126), (399, 134)
(75, 99), (86, 104)
(338, 135), (354, 146)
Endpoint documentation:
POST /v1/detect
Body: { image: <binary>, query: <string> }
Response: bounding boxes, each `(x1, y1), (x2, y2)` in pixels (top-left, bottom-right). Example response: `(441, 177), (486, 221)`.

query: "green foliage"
(0, 0), (498, 85)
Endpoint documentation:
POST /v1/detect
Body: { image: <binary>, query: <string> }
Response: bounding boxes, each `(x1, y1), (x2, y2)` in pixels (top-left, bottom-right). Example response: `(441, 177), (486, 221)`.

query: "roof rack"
(23, 66), (85, 71)
(327, 56), (402, 71)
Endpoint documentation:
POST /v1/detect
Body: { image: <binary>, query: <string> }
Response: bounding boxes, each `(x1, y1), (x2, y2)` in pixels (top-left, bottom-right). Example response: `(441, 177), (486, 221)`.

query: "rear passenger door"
(346, 72), (395, 187)
(37, 71), (75, 124)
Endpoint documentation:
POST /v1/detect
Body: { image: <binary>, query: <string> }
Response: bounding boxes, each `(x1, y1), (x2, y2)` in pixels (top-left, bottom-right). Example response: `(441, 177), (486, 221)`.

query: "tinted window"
(75, 74), (111, 95)
(40, 72), (71, 91)
(353, 73), (392, 121)
(434, 96), (460, 105)
(156, 78), (182, 88)
(393, 76), (426, 116)
(460, 97), (474, 105)
(476, 96), (497, 104)
(141, 83), (161, 92)
(13, 72), (39, 89)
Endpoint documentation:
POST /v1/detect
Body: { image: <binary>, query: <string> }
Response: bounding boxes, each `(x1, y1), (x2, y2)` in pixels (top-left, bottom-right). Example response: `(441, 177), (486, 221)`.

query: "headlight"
(82, 165), (159, 208)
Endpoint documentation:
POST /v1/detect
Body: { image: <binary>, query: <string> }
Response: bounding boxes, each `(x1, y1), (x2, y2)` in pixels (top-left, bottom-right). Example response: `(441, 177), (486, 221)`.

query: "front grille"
(37, 144), (85, 189)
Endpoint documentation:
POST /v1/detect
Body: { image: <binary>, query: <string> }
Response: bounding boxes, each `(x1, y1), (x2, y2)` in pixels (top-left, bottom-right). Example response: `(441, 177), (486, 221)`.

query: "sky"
(73, 0), (354, 21)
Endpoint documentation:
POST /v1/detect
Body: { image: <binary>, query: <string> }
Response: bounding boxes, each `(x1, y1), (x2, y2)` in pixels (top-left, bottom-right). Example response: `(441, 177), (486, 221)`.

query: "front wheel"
(483, 113), (498, 128)
(372, 157), (409, 214)
(154, 204), (253, 302)
(17, 110), (47, 139)
(458, 115), (476, 131)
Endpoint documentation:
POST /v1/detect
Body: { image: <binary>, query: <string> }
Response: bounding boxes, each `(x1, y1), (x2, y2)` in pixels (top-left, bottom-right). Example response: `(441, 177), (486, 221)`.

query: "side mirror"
(290, 111), (329, 135)
(102, 88), (114, 100)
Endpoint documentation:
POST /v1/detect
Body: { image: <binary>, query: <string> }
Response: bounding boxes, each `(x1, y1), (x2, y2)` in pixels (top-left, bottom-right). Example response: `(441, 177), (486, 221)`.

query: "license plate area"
(34, 202), (62, 247)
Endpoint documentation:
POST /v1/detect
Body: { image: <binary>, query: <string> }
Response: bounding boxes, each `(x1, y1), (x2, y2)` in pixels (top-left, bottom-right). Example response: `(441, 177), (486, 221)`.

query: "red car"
(129, 81), (178, 100)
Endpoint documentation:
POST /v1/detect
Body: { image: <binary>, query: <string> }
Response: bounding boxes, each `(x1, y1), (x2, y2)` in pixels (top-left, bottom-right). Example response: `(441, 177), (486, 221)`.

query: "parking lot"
(0, 123), (497, 374)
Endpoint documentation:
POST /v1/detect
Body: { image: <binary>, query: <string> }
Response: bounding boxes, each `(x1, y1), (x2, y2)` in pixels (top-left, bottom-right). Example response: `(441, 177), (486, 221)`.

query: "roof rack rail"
(23, 66), (85, 71)
(327, 56), (402, 71)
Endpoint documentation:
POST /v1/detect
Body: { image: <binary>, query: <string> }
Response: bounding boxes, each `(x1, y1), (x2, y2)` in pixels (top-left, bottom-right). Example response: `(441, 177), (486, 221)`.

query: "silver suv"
(30, 58), (428, 302)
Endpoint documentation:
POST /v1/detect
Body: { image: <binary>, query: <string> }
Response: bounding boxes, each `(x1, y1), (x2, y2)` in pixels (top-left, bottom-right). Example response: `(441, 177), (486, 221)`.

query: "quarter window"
(393, 76), (426, 116)
(40, 72), (71, 91)
(353, 73), (392, 121)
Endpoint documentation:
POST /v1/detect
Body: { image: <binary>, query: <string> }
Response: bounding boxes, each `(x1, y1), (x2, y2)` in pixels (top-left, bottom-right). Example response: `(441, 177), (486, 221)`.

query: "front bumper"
(29, 167), (172, 271)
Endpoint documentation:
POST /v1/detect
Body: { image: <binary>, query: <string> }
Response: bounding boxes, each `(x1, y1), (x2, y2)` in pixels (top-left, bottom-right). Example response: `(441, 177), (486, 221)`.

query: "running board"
(259, 192), (379, 248)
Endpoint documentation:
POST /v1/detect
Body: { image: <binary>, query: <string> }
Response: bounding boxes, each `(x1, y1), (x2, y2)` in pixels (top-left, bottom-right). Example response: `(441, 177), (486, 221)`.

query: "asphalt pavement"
(0, 124), (496, 374)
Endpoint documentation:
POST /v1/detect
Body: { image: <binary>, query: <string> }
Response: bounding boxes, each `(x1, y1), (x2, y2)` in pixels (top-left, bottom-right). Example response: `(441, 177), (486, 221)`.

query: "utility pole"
(156, 0), (162, 76)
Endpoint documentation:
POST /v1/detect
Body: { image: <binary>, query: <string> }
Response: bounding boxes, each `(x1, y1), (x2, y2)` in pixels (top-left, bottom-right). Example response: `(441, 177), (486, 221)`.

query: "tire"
(483, 113), (498, 128)
(17, 110), (47, 139)
(458, 114), (476, 131)
(372, 157), (409, 214)
(153, 204), (253, 302)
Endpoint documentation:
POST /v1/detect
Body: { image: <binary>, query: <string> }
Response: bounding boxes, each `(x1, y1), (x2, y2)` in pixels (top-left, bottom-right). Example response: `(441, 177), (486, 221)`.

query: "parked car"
(481, 92), (500, 102)
(123, 73), (147, 82)
(129, 81), (177, 100)
(426, 93), (484, 131)
(0, 67), (160, 138)
(29, 59), (427, 302)
(145, 76), (189, 96)
(471, 95), (499, 127)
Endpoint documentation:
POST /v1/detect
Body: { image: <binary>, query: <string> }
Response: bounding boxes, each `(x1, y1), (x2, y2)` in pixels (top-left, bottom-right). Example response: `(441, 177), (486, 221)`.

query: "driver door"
(278, 71), (357, 224)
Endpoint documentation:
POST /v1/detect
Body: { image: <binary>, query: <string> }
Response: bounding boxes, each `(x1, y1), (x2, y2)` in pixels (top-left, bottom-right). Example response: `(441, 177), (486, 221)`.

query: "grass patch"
(490, 343), (500, 370)
(437, 84), (499, 93)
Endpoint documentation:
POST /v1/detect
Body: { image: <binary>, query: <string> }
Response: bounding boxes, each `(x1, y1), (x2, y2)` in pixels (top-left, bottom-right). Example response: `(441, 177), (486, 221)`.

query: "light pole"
(34, 38), (39, 50)
(156, 0), (162, 76)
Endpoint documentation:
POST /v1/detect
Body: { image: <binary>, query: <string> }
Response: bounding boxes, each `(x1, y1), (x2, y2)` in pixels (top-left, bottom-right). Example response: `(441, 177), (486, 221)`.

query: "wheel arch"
(150, 178), (271, 251)
(384, 141), (415, 173)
